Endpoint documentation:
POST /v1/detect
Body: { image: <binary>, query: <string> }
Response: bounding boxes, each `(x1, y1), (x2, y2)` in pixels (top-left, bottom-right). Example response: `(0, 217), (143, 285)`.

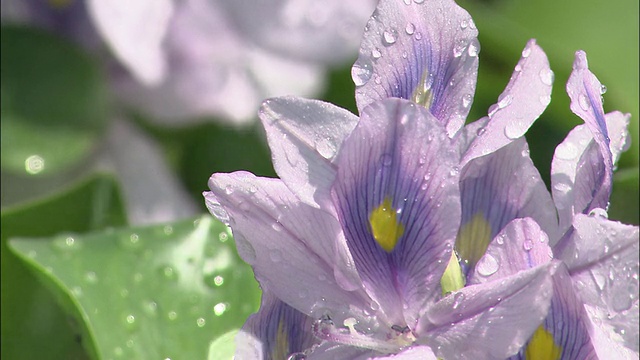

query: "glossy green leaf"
(1, 173), (126, 360)
(9, 215), (260, 360)
(1, 25), (107, 175)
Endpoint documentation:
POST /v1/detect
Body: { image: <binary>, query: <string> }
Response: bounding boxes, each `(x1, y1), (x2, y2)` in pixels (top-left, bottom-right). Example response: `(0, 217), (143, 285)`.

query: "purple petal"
(87, 0), (172, 85)
(564, 51), (624, 214)
(559, 214), (639, 351)
(507, 266), (597, 360)
(105, 119), (198, 225)
(468, 218), (554, 284)
(587, 304), (639, 358)
(353, 0), (479, 135)
(457, 139), (557, 270)
(332, 99), (460, 327)
(461, 40), (552, 165)
(419, 261), (558, 359)
(205, 172), (371, 317)
(236, 291), (318, 359)
(260, 96), (359, 209)
(376, 346), (437, 360)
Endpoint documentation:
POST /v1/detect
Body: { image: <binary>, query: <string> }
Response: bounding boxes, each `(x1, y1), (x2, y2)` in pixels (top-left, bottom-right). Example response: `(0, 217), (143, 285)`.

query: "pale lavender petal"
(461, 40), (553, 165)
(550, 124), (597, 239)
(586, 304), (639, 357)
(260, 96), (359, 209)
(205, 172), (371, 317)
(305, 343), (374, 360)
(376, 346), (437, 359)
(332, 99), (460, 327)
(87, 0), (172, 85)
(560, 214), (639, 351)
(105, 119), (198, 225)
(236, 291), (317, 359)
(418, 262), (557, 360)
(508, 266), (597, 360)
(353, 0), (479, 136)
(468, 218), (553, 284)
(564, 51), (623, 214)
(114, 0), (324, 125)
(457, 139), (557, 270)
(217, 0), (376, 64)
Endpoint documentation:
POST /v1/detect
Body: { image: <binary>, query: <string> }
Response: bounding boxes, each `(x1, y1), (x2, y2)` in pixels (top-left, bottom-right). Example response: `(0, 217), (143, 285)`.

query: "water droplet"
(468, 39), (479, 57)
(539, 69), (554, 86)
(539, 94), (551, 106)
(196, 317), (206, 327)
(497, 94), (513, 109)
(352, 58), (373, 87)
(271, 222), (283, 232)
(84, 271), (98, 284)
(521, 47), (531, 58)
(71, 286), (83, 297)
(460, 19), (468, 29)
(206, 201), (229, 225)
(53, 236), (81, 252)
(403, 0), (411, 4)
(496, 235), (505, 245)
(600, 85), (607, 94)
(269, 249), (282, 262)
(588, 208), (608, 219)
(452, 292), (465, 309)
(453, 42), (465, 58)
(163, 226), (173, 236)
(159, 266), (179, 281)
(413, 0), (425, 4)
(523, 240), (533, 251)
(578, 95), (590, 111)
(477, 254), (500, 276)
(415, 32), (423, 40)
(592, 272), (606, 291)
(124, 314), (137, 331)
(371, 48), (382, 59)
(213, 275), (224, 286)
(382, 29), (398, 45)
(167, 311), (178, 321)
(218, 232), (229, 242)
(316, 140), (336, 159)
(476, 127), (486, 136)
(487, 104), (499, 118)
(380, 154), (393, 167)
(504, 120), (526, 140)
(462, 94), (473, 109)
(143, 301), (158, 317)
(449, 166), (459, 176)
(555, 142), (578, 160)
(405, 23), (415, 35)
(213, 302), (227, 316)
(514, 64), (522, 72)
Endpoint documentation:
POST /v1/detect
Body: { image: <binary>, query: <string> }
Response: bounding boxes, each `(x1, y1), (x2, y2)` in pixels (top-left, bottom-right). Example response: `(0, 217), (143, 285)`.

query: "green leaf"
(609, 168), (640, 226)
(1, 173), (126, 360)
(1, 25), (108, 175)
(8, 215), (261, 360)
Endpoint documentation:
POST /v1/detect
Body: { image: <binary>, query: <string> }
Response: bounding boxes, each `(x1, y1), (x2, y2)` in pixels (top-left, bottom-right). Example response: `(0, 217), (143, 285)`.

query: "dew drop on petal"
(404, 22), (416, 35)
(452, 292), (465, 309)
(413, 0), (425, 4)
(578, 95), (591, 111)
(467, 39), (479, 57)
(382, 29), (397, 45)
(352, 58), (373, 87)
(196, 317), (206, 327)
(462, 94), (473, 109)
(371, 48), (382, 59)
(523, 240), (533, 251)
(555, 142), (578, 160)
(460, 19), (468, 29)
(588, 208), (608, 219)
(539, 68), (554, 86)
(497, 94), (513, 109)
(380, 153), (393, 167)
(522, 46), (531, 58)
(477, 254), (500, 276)
(539, 94), (551, 106)
(476, 127), (486, 136)
(213, 302), (227, 316)
(600, 84), (607, 94)
(504, 120), (526, 140)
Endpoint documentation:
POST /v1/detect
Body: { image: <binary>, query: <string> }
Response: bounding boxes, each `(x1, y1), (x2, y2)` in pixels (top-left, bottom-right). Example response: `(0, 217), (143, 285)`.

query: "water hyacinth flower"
(204, 0), (639, 358)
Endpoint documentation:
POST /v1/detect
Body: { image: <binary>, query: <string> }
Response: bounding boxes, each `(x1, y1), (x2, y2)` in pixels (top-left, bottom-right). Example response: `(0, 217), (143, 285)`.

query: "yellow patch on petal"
(455, 212), (492, 268)
(440, 251), (466, 296)
(271, 318), (289, 360)
(411, 69), (434, 108)
(525, 326), (562, 360)
(369, 197), (404, 253)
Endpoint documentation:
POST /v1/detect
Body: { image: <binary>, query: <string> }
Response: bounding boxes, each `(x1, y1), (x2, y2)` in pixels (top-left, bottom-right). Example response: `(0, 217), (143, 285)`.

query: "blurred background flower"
(1, 0), (637, 358)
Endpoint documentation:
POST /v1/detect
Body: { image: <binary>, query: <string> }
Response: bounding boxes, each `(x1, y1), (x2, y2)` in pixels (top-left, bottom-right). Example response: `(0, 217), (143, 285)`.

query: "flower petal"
(105, 119), (198, 225)
(456, 139), (557, 270)
(205, 172), (371, 318)
(507, 266), (597, 360)
(353, 0), (479, 136)
(419, 261), (558, 360)
(236, 291), (317, 359)
(461, 40), (552, 165)
(468, 218), (554, 284)
(87, 0), (172, 85)
(559, 214), (639, 351)
(564, 51), (631, 215)
(332, 98), (461, 327)
(260, 96), (359, 209)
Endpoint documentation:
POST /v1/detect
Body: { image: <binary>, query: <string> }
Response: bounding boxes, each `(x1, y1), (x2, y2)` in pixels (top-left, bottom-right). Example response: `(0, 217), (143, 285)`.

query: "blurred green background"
(1, 0), (638, 359)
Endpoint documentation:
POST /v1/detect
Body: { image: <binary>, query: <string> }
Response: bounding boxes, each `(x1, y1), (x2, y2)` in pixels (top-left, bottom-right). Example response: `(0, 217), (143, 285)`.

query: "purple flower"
(204, 0), (638, 358)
